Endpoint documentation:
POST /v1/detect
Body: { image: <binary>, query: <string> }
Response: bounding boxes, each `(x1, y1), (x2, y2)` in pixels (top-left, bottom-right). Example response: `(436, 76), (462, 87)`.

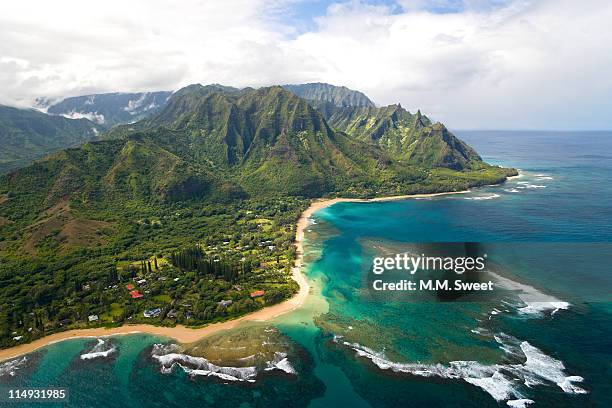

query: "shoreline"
(0, 188), (476, 363)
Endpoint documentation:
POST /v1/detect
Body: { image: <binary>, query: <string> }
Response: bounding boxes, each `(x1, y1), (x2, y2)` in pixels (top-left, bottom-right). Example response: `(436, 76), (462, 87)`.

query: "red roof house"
(126, 283), (135, 290)
(250, 290), (265, 298)
(129, 290), (143, 299)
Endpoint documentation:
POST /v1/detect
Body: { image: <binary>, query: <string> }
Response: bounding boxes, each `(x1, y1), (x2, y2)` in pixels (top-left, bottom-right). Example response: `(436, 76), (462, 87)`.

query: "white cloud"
(1, 0), (611, 129)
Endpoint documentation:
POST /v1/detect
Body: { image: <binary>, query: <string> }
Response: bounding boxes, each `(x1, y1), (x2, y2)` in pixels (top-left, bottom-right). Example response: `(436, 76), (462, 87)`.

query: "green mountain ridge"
(321, 104), (482, 170)
(0, 83), (516, 346)
(45, 91), (173, 128)
(0, 105), (104, 173)
(2, 85), (515, 213)
(282, 83), (375, 108)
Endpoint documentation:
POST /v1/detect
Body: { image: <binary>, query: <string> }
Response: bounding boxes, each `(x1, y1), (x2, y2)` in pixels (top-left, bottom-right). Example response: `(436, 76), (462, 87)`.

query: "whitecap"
(465, 194), (501, 201)
(504, 189), (520, 193)
(517, 342), (586, 394)
(265, 352), (297, 375)
(507, 399), (534, 408)
(151, 346), (296, 382)
(339, 334), (587, 404)
(341, 340), (519, 401)
(517, 301), (570, 316)
(153, 352), (257, 382)
(0, 356), (27, 377)
(80, 339), (116, 360)
(489, 272), (570, 318)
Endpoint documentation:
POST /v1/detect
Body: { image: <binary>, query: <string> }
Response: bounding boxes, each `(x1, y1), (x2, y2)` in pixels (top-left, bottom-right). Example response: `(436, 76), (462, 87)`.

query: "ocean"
(1, 131), (610, 407)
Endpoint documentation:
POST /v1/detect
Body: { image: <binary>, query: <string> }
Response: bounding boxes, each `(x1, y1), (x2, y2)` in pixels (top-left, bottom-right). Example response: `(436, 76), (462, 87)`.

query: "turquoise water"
(1, 131), (611, 407)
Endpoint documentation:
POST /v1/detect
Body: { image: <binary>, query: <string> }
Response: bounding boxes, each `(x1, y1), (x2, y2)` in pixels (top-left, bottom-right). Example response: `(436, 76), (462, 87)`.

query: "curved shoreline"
(0, 188), (472, 363)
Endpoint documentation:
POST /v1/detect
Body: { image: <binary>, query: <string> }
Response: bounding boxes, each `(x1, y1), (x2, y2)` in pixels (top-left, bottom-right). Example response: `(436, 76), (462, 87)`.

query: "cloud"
(1, 0), (611, 129)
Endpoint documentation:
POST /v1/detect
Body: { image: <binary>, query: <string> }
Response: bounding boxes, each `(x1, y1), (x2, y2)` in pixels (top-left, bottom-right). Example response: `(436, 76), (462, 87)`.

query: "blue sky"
(1, 0), (611, 130)
(285, 0), (514, 32)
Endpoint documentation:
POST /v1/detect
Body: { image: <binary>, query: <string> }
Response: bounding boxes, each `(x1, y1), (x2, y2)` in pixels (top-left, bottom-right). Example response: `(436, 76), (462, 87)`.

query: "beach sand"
(0, 189), (471, 363)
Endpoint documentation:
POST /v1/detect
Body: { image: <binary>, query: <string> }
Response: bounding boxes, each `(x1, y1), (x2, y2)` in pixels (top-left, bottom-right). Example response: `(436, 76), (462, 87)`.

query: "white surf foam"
(265, 352), (297, 374)
(489, 272), (570, 317)
(507, 398), (534, 408)
(504, 189), (521, 193)
(151, 345), (296, 382)
(337, 333), (587, 404)
(465, 194), (501, 201)
(80, 339), (116, 360)
(0, 356), (27, 377)
(152, 352), (258, 382)
(518, 341), (586, 394)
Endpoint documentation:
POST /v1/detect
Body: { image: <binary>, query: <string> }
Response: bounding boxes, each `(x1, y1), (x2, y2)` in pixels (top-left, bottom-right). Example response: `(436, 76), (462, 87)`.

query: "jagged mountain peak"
(171, 83), (242, 99)
(282, 83), (375, 108)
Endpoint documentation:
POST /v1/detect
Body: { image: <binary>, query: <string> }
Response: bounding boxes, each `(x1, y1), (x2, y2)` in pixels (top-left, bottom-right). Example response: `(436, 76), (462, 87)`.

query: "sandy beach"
(0, 189), (471, 363)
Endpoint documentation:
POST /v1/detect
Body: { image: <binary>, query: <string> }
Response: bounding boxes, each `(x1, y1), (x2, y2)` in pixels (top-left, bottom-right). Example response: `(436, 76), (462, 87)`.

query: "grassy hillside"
(0, 105), (104, 173)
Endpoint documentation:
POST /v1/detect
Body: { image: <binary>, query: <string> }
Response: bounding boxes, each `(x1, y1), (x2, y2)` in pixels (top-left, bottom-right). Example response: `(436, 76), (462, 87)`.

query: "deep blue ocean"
(1, 131), (610, 407)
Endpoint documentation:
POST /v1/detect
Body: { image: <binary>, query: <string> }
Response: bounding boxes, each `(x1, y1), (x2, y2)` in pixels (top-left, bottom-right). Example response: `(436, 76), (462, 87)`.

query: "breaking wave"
(151, 344), (296, 382)
(465, 194), (501, 201)
(490, 272), (570, 317)
(507, 399), (534, 408)
(265, 352), (297, 375)
(80, 338), (117, 360)
(335, 333), (586, 404)
(515, 181), (546, 188)
(0, 356), (27, 377)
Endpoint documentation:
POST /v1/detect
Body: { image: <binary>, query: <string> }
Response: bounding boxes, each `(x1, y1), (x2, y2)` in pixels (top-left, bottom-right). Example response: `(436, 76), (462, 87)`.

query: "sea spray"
(151, 344), (297, 382)
(80, 338), (117, 360)
(0, 356), (27, 377)
(334, 332), (587, 404)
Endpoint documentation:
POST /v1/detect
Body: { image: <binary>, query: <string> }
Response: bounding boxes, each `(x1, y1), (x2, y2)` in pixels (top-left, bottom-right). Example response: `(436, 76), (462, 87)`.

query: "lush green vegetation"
(0, 195), (304, 348)
(0, 83), (516, 348)
(0, 105), (103, 173)
(282, 83), (375, 108)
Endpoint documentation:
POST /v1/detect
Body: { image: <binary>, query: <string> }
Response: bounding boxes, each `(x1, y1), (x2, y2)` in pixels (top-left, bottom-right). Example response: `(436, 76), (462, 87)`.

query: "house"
(88, 315), (99, 322)
(137, 279), (147, 285)
(250, 290), (265, 298)
(13, 336), (23, 341)
(129, 290), (143, 299)
(218, 299), (233, 308)
(126, 283), (135, 291)
(143, 308), (161, 318)
(167, 309), (177, 318)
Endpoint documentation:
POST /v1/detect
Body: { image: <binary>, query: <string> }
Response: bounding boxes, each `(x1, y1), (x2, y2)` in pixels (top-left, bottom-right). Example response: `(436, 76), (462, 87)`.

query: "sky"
(1, 0), (611, 130)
